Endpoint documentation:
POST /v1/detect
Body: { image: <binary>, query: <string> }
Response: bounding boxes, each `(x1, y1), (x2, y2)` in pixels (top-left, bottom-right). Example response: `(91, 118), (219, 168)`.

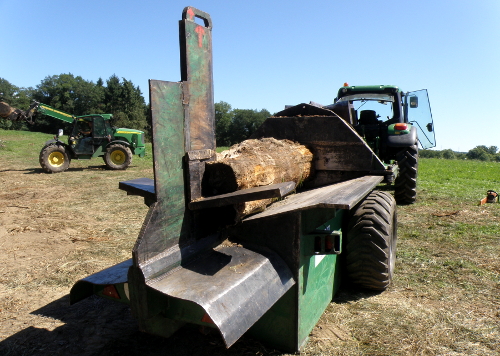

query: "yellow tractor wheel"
(39, 145), (71, 173)
(104, 144), (132, 170)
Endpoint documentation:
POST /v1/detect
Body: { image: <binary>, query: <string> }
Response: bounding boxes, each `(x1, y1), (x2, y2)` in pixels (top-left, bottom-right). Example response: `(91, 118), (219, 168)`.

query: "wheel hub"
(48, 152), (64, 167)
(111, 151), (125, 164)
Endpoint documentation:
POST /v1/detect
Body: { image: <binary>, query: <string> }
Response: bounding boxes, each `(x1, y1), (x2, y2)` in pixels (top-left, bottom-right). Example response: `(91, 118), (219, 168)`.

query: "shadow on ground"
(0, 295), (283, 356)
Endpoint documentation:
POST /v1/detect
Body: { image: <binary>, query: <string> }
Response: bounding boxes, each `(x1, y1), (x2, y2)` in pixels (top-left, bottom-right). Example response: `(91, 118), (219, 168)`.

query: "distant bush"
(420, 149), (442, 158)
(420, 146), (500, 162)
(442, 149), (456, 159)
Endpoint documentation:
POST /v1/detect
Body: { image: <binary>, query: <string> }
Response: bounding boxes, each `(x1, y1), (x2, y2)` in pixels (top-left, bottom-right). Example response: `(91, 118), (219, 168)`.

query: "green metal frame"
(69, 7), (391, 353)
(37, 103), (75, 123)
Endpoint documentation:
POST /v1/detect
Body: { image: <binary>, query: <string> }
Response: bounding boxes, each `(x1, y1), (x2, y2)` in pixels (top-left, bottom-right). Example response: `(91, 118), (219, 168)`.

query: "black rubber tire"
(104, 144), (132, 170)
(394, 145), (418, 204)
(39, 144), (71, 173)
(344, 190), (397, 291)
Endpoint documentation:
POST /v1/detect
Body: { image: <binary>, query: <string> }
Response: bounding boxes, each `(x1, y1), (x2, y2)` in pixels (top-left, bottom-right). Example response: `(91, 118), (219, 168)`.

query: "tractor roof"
(76, 114), (113, 121)
(337, 85), (401, 99)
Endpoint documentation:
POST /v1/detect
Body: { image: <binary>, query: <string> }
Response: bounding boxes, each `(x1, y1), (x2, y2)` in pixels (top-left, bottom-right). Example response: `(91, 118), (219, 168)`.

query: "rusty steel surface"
(147, 244), (295, 348)
(244, 175), (384, 221)
(189, 181), (296, 210)
(250, 104), (386, 188)
(180, 7), (215, 152)
(70, 259), (132, 304)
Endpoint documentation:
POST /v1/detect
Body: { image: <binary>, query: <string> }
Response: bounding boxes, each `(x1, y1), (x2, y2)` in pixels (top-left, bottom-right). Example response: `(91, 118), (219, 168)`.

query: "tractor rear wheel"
(39, 144), (71, 173)
(394, 145), (418, 204)
(344, 190), (397, 291)
(104, 144), (132, 170)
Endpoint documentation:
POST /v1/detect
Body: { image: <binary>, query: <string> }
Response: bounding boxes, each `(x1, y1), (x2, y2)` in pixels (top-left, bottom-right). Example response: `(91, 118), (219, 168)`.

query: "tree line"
(2, 79), (499, 159)
(0, 75), (271, 145)
(215, 101), (270, 147)
(0, 75), (149, 137)
(420, 145), (500, 162)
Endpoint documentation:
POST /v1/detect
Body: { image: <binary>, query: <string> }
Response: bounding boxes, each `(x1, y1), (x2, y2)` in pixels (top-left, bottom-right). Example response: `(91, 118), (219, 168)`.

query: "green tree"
(486, 146), (497, 155)
(31, 74), (102, 133)
(0, 78), (18, 103)
(419, 149), (442, 158)
(215, 101), (232, 146)
(104, 75), (147, 131)
(442, 149), (456, 160)
(228, 108), (270, 145)
(33, 73), (100, 115)
(467, 146), (491, 161)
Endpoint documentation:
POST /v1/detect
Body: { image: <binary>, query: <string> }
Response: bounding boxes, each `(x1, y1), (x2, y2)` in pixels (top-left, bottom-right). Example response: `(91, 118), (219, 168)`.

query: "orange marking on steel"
(195, 26), (205, 47)
(187, 7), (195, 20)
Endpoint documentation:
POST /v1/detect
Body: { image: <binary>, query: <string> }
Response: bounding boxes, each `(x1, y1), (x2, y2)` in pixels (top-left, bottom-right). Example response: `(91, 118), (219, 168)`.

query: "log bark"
(0, 101), (24, 121)
(202, 137), (313, 219)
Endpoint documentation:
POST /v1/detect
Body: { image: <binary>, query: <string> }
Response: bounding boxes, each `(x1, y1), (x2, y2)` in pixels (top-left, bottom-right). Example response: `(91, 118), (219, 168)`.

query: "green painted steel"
(298, 208), (344, 347)
(243, 209), (345, 352)
(113, 128), (146, 155)
(37, 104), (75, 123)
(248, 286), (298, 350)
(133, 80), (187, 264)
(338, 84), (401, 97)
(69, 7), (398, 353)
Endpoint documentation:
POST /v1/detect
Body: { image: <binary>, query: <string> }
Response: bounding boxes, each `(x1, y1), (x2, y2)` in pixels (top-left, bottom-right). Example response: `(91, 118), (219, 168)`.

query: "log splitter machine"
(70, 7), (398, 352)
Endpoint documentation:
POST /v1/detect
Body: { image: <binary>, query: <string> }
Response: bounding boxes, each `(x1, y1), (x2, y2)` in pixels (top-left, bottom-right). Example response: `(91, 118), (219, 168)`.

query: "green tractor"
(33, 103), (146, 173)
(327, 84), (436, 204)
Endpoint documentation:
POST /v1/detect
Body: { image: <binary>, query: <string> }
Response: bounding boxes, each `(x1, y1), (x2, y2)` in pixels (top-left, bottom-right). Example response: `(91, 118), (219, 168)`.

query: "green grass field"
(0, 129), (154, 169)
(1, 128), (499, 355)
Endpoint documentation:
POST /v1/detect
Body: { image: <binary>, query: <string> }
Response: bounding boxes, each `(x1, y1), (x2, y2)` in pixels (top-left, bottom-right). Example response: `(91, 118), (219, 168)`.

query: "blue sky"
(2, 0), (499, 152)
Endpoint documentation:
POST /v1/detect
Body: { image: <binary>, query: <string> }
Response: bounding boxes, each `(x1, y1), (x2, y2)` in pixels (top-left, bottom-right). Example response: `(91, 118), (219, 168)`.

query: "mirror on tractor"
(426, 123), (433, 132)
(57, 129), (63, 138)
(409, 96), (418, 108)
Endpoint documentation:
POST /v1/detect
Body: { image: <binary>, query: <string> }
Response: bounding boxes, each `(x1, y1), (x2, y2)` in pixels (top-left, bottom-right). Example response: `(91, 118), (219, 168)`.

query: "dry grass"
(0, 131), (499, 355)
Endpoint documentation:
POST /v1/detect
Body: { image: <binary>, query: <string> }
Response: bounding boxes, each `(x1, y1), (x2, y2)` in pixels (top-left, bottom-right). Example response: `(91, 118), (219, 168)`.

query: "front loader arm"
(0, 101), (38, 124)
(35, 102), (75, 123)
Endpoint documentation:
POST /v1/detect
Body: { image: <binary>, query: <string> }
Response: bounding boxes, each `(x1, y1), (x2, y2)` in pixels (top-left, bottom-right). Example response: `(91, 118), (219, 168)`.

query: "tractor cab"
(331, 85), (436, 150)
(327, 85), (436, 204)
(70, 115), (113, 155)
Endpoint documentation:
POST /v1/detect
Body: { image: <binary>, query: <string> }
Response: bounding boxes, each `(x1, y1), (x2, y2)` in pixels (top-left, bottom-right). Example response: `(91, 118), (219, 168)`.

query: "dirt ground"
(0, 159), (305, 356)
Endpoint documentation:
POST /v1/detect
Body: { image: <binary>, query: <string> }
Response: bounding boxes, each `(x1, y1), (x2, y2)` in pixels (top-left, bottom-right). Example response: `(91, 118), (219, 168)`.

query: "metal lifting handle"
(182, 6), (212, 29)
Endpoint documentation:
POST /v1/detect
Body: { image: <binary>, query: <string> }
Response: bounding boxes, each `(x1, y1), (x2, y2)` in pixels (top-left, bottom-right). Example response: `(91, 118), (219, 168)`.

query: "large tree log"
(202, 137), (313, 219)
(0, 102), (16, 119)
(0, 101), (25, 121)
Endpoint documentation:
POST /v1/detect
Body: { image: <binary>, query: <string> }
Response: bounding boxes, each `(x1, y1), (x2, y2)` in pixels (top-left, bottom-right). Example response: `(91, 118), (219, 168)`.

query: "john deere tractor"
(327, 85), (436, 204)
(33, 103), (146, 173)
